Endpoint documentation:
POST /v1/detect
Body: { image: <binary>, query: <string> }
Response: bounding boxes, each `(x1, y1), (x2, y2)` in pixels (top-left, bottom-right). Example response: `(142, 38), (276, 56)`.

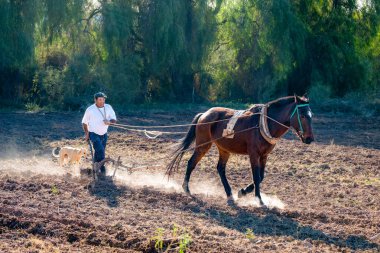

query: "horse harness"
(222, 103), (310, 145)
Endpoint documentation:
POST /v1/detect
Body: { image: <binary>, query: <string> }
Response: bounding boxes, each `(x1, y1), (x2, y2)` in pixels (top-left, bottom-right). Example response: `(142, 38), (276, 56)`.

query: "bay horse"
(166, 95), (314, 205)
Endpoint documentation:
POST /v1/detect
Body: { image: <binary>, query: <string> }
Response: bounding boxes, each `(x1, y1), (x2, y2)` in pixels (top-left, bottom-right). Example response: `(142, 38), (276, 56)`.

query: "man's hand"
(104, 119), (116, 125)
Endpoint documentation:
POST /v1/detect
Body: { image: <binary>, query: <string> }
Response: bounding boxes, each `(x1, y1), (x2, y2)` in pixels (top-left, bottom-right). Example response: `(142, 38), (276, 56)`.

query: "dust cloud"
(0, 154), (285, 209)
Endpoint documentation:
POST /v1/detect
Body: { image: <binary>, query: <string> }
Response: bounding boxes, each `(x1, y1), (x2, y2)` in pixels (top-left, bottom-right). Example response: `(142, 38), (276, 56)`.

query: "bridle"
(259, 101), (311, 145)
(290, 103), (311, 139)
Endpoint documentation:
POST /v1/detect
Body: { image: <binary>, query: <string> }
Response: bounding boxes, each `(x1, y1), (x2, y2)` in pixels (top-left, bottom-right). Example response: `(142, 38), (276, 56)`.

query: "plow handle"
(87, 140), (97, 181)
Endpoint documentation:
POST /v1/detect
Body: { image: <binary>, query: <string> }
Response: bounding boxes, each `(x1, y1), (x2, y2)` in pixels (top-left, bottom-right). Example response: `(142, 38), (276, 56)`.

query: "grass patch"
(1, 91), (378, 118)
(245, 228), (256, 241)
(362, 177), (380, 186)
(149, 225), (192, 253)
(50, 185), (60, 195)
(25, 102), (42, 112)
(309, 87), (380, 117)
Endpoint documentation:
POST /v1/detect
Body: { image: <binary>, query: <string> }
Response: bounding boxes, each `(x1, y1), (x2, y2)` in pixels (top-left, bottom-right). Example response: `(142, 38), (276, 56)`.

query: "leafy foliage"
(0, 0), (379, 108)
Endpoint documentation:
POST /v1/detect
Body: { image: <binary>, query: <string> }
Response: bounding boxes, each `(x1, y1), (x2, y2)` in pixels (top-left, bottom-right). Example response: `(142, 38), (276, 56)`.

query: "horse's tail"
(166, 113), (203, 176)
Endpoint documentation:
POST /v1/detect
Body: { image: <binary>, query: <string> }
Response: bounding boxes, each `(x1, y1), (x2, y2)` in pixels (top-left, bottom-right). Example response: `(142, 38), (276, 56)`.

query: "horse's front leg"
(252, 157), (264, 206)
(238, 155), (267, 201)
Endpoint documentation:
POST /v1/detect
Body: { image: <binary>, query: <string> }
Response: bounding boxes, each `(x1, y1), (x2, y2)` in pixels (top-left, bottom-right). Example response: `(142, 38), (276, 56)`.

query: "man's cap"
(94, 92), (107, 99)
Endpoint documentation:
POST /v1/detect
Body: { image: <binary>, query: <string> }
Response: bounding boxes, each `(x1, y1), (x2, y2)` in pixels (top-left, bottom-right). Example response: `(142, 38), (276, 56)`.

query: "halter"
(290, 103), (310, 135)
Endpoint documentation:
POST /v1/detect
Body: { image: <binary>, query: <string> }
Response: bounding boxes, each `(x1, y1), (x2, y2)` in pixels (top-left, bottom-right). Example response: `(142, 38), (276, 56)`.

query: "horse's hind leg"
(216, 149), (232, 203)
(238, 183), (254, 198)
(182, 144), (211, 195)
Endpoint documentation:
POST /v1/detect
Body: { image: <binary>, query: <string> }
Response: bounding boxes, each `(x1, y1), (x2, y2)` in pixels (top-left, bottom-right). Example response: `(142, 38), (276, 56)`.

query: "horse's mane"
(248, 96), (292, 110)
(267, 96), (295, 107)
(248, 95), (309, 111)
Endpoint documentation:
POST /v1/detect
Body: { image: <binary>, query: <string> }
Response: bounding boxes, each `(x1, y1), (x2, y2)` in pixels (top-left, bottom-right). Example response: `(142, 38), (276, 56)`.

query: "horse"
(166, 95), (314, 205)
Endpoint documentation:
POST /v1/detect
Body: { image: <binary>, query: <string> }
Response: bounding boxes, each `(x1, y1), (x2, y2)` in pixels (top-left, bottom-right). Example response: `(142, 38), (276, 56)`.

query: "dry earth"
(0, 107), (379, 252)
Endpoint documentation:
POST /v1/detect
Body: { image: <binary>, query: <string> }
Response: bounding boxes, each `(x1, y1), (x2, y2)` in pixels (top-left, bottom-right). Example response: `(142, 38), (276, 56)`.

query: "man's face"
(95, 97), (105, 107)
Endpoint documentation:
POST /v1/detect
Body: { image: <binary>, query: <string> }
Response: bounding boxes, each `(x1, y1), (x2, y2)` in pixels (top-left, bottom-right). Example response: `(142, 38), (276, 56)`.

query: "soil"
(0, 108), (379, 252)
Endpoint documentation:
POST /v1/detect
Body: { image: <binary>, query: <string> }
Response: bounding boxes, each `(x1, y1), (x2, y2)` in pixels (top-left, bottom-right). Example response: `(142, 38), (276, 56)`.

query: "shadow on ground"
(88, 176), (126, 207)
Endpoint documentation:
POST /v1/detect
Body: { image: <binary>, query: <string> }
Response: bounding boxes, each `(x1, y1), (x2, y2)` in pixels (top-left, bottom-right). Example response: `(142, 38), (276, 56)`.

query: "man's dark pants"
(89, 132), (108, 173)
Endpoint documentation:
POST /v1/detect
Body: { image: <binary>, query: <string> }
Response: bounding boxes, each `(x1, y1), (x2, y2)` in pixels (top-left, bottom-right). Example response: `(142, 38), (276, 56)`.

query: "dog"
(52, 147), (87, 166)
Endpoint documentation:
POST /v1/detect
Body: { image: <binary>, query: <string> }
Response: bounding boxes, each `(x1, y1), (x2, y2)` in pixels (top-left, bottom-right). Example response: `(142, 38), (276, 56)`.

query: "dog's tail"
(52, 147), (61, 158)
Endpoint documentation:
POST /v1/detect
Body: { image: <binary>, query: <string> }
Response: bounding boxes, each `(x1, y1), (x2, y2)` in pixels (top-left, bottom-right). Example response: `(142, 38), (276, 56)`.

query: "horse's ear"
(302, 93), (309, 102)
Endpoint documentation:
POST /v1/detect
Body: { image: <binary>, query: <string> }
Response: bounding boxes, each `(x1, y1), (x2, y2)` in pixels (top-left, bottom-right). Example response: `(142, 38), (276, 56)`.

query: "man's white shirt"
(82, 104), (116, 135)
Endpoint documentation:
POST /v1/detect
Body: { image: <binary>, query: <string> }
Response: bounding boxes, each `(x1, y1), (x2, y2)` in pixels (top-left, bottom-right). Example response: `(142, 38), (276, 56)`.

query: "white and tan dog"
(52, 147), (87, 166)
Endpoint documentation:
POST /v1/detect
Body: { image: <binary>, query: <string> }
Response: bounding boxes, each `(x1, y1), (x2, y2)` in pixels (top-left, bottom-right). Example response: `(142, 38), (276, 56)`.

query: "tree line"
(0, 0), (379, 109)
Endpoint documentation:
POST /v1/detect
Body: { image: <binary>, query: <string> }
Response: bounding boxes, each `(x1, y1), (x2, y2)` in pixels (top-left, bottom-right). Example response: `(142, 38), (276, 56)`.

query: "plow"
(87, 140), (131, 185)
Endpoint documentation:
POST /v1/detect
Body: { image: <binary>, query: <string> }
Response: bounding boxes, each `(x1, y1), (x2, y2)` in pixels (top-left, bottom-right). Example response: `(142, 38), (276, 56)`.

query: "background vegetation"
(0, 0), (379, 110)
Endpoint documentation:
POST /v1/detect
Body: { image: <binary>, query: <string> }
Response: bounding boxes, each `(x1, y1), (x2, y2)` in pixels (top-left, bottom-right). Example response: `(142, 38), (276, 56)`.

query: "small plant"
(172, 223), (179, 237)
(51, 185), (59, 195)
(150, 228), (164, 252)
(245, 228), (255, 241)
(150, 225), (192, 253)
(179, 232), (192, 253)
(363, 177), (380, 186)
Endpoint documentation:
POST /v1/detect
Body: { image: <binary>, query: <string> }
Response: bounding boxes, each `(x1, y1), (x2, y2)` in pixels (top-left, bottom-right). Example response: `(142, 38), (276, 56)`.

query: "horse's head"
(290, 95), (314, 144)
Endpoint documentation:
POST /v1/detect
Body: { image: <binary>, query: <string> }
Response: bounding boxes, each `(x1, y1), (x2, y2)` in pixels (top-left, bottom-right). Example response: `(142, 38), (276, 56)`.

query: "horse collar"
(259, 105), (279, 145)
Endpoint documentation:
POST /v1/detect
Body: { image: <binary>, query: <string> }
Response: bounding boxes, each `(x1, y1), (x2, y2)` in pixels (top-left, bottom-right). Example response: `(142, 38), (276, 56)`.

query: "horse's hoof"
(182, 185), (192, 196)
(89, 182), (96, 190)
(254, 197), (265, 207)
(258, 199), (265, 207)
(227, 196), (235, 206)
(182, 182), (189, 191)
(237, 189), (245, 198)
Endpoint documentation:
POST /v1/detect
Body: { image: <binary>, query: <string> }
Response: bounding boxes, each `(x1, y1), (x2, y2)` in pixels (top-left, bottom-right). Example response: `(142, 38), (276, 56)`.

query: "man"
(82, 92), (117, 174)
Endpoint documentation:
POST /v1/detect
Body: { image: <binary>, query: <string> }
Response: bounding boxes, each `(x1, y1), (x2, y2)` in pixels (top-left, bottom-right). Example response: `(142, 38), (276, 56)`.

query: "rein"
(109, 103), (309, 143)
(106, 104), (310, 172)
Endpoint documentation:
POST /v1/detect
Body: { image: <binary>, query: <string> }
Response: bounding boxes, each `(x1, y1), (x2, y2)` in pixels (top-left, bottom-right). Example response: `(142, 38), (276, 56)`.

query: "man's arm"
(82, 109), (90, 141)
(83, 123), (89, 141)
(105, 105), (117, 125)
